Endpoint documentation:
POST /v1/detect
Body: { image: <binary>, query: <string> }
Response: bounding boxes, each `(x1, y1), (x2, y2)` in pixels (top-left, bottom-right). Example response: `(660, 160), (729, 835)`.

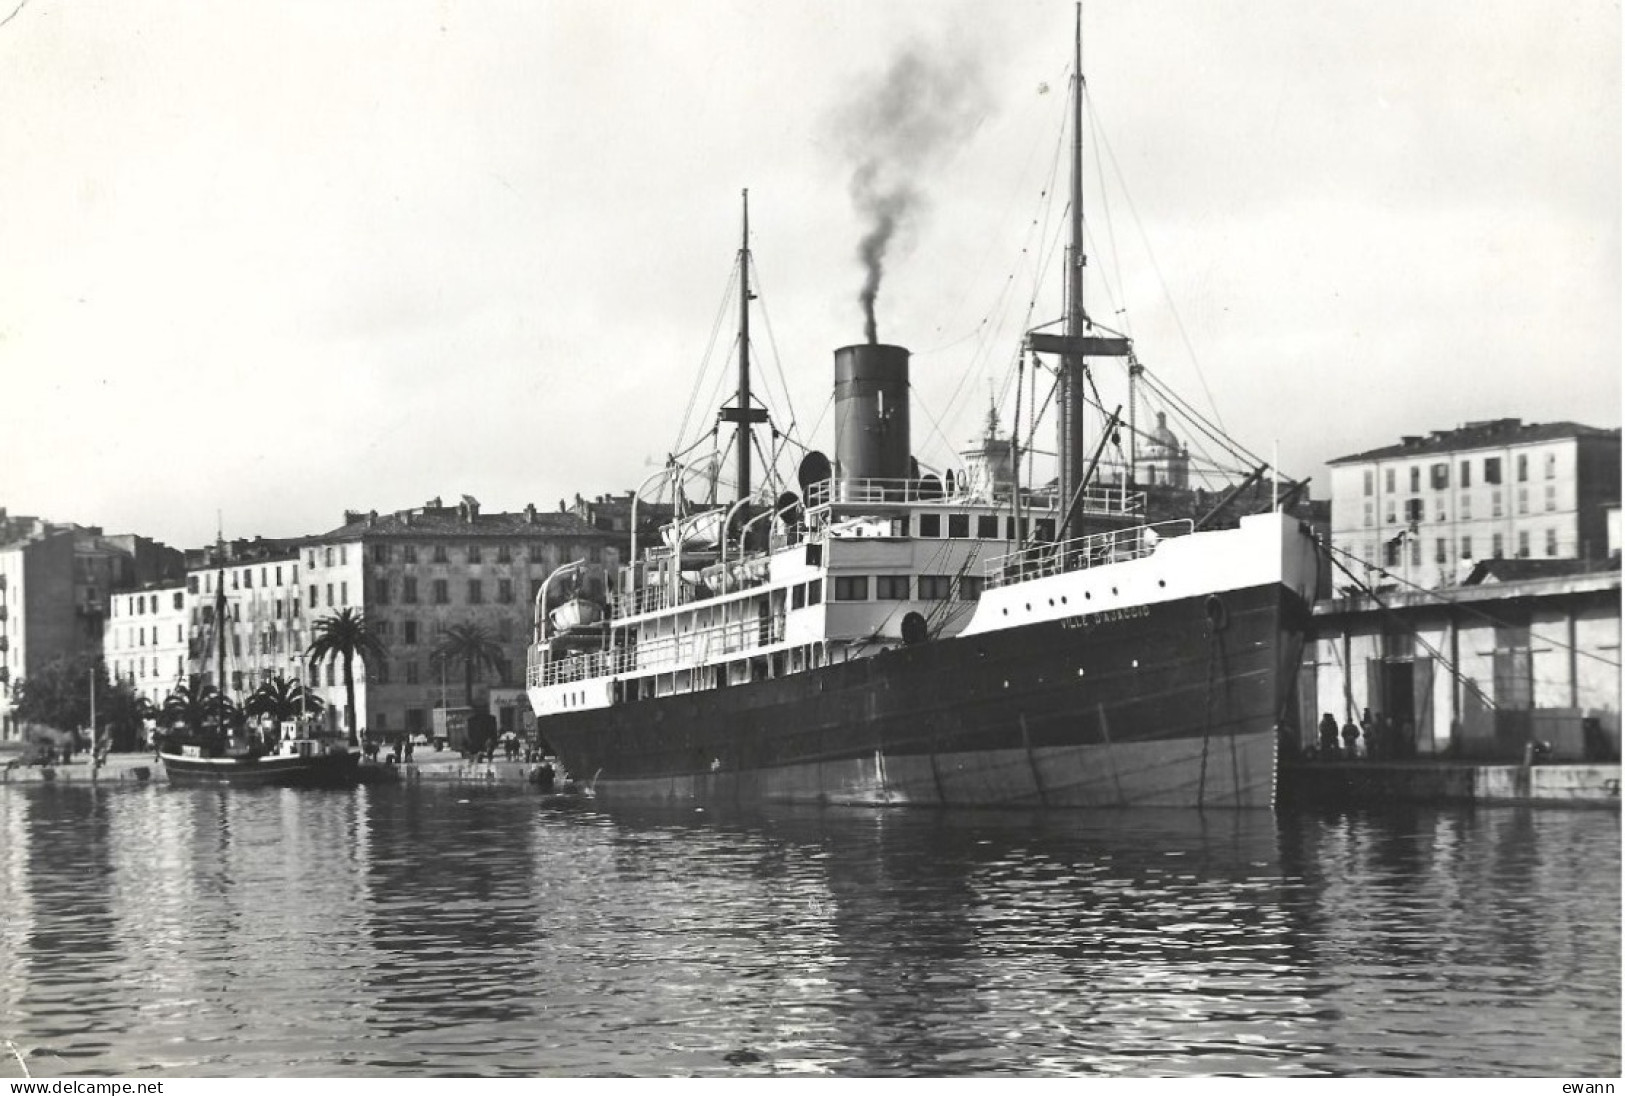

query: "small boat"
(161, 735), (360, 788)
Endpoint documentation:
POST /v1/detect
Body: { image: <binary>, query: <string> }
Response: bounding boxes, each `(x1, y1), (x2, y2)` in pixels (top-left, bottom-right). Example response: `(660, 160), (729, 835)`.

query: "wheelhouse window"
(947, 514), (970, 539)
(876, 576), (911, 599)
(976, 515), (999, 539)
(958, 576), (985, 600)
(833, 576), (869, 601)
(919, 575), (952, 600)
(917, 514), (942, 538)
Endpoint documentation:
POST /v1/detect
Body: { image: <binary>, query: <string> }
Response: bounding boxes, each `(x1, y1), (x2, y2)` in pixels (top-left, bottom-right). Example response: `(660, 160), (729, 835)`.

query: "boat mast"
(719, 188), (769, 506)
(1057, 1), (1088, 543)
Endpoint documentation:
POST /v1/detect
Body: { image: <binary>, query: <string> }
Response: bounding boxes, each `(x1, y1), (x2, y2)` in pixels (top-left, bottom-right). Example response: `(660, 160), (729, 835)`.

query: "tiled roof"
(319, 508), (606, 541)
(1328, 420), (1620, 465)
(1462, 557), (1620, 585)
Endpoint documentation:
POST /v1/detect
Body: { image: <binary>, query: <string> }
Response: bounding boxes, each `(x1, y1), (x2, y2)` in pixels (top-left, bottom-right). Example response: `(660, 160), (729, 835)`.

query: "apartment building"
(1328, 419), (1621, 589)
(0, 510), (183, 739)
(302, 496), (619, 741)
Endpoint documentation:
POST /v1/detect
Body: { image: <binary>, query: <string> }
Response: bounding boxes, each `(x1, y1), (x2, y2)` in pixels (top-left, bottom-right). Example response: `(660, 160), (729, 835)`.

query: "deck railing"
(985, 519), (1192, 589)
(527, 610), (788, 688)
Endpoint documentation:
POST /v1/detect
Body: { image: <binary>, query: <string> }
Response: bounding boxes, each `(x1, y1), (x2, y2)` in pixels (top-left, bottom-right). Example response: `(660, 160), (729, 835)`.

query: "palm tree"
(158, 677), (242, 744)
(431, 624), (504, 710)
(305, 608), (387, 746)
(245, 674), (326, 725)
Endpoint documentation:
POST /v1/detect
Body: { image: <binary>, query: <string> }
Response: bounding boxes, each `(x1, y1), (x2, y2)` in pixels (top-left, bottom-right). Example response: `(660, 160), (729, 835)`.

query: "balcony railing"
(985, 519), (1192, 588)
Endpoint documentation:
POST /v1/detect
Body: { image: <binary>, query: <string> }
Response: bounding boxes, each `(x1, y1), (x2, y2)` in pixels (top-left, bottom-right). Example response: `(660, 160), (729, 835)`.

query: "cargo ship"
(525, 10), (1321, 808)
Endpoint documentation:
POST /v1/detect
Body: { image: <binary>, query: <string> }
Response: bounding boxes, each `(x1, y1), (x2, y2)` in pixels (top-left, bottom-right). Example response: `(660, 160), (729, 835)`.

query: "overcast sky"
(2, 0), (1617, 549)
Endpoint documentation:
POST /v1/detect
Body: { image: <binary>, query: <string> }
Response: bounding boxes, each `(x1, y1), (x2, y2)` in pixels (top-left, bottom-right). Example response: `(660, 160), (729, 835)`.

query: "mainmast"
(719, 188), (768, 505)
(1042, 2), (1129, 542)
(1057, 2), (1088, 543)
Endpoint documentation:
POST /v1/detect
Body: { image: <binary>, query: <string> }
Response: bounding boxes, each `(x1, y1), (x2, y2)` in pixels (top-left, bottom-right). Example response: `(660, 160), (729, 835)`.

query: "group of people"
(1315, 709), (1413, 761)
(362, 734), (416, 765)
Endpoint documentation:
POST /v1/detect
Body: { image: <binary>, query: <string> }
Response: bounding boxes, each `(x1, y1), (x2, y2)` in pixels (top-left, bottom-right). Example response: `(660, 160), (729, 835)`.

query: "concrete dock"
(1280, 760), (1621, 807)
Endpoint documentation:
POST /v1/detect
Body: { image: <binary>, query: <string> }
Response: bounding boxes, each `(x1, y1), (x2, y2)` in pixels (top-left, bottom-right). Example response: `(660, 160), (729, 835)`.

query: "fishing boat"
(524, 11), (1322, 808)
(159, 544), (360, 788)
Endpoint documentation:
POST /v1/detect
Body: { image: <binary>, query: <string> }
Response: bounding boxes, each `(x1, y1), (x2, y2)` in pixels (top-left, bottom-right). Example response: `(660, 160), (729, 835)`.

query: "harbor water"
(0, 782), (1617, 1077)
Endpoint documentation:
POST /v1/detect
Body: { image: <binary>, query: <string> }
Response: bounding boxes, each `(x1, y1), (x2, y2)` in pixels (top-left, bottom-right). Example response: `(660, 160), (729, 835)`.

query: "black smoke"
(833, 45), (990, 344)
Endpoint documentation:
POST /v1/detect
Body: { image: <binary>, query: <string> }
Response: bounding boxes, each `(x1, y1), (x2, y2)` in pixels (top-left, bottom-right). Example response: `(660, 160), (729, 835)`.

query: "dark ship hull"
(160, 748), (361, 788)
(538, 582), (1305, 808)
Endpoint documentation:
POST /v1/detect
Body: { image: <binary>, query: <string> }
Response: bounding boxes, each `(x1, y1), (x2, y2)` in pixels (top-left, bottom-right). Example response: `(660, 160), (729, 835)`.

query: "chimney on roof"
(524, 503), (537, 524)
(366, 511), (377, 528)
(1402, 435), (1423, 448)
(344, 510), (365, 525)
(428, 496), (442, 509)
(459, 495), (480, 523)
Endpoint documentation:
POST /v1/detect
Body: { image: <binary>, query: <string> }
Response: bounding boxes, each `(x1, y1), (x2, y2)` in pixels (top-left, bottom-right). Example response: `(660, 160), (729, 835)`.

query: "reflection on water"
(0, 783), (1616, 1077)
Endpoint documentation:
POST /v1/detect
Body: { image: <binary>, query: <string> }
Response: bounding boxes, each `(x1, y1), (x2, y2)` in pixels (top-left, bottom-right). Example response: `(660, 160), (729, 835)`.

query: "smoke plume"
(832, 45), (990, 344)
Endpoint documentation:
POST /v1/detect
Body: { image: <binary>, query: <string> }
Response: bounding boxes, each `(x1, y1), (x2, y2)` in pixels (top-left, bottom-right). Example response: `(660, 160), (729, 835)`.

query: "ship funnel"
(834, 343), (911, 485)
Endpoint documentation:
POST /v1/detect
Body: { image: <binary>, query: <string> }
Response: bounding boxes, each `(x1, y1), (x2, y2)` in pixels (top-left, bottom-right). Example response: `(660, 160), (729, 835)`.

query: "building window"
(1384, 501), (1396, 524)
(468, 580), (483, 604)
(373, 544), (387, 564)
(1492, 492), (1503, 518)
(497, 545), (512, 563)
(498, 579), (514, 603)
(917, 514), (941, 538)
(1363, 502), (1374, 527)
(1409, 538), (1420, 567)
(919, 575), (953, 600)
(1546, 528), (1558, 556)
(404, 619), (417, 645)
(948, 514), (970, 539)
(1544, 452), (1557, 479)
(375, 578), (390, 604)
(1518, 530), (1530, 558)
(1383, 467), (1395, 493)
(340, 581), (348, 605)
(833, 576), (868, 601)
(1459, 494), (1471, 520)
(792, 584), (806, 609)
(1460, 536), (1473, 560)
(405, 661), (419, 685)
(375, 661), (390, 685)
(1434, 538), (1447, 564)
(1544, 484), (1557, 512)
(528, 544), (547, 563)
(469, 544), (482, 564)
(1459, 461), (1471, 488)
(1404, 498), (1423, 524)
(876, 575), (911, 599)
(1492, 533), (1504, 558)
(325, 547), (334, 566)
(433, 579), (449, 604)
(326, 584), (334, 607)
(1409, 466), (1421, 493)
(1383, 538), (1402, 567)
(1517, 454), (1528, 482)
(309, 585), (318, 609)
(808, 579), (823, 605)
(1517, 487), (1529, 515)
(340, 546), (347, 565)
(433, 545), (448, 563)
(326, 663), (336, 686)
(1363, 469), (1374, 496)
(1430, 463), (1450, 490)
(403, 545), (418, 564)
(403, 577), (418, 603)
(1484, 457), (1502, 485)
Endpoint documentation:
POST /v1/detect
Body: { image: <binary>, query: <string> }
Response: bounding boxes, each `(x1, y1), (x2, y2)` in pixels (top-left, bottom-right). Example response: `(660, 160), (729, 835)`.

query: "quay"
(1280, 759), (1621, 808)
(0, 751), (555, 787)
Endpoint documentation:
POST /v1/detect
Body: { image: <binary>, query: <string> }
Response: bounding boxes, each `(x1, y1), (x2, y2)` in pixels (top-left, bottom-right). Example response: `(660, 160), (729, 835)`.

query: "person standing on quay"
(1342, 717), (1362, 760)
